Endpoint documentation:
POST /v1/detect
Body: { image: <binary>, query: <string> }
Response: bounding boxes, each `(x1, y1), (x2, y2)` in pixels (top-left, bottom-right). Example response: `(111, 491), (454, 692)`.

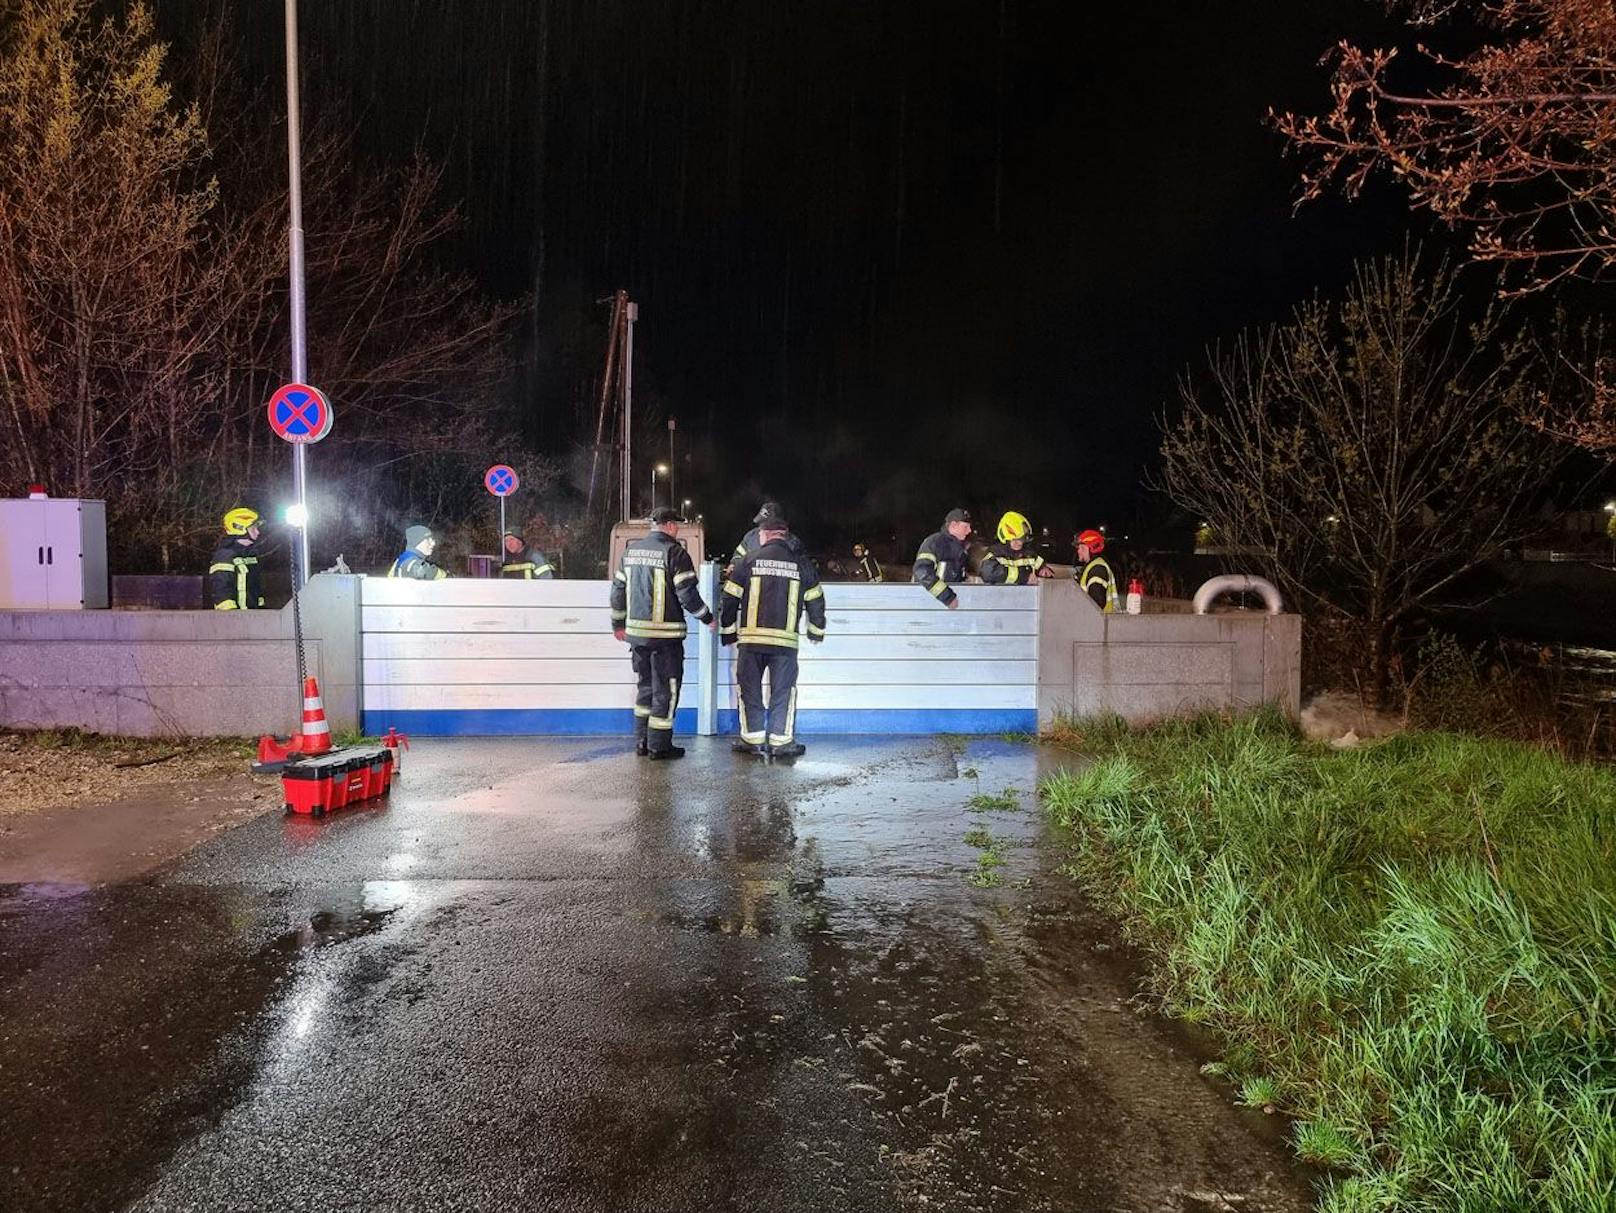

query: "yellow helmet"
(996, 510), (1032, 544)
(222, 507), (260, 536)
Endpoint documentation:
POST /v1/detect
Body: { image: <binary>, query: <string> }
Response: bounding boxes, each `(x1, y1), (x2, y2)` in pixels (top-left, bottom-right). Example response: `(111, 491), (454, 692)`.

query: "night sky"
(175, 0), (1417, 553)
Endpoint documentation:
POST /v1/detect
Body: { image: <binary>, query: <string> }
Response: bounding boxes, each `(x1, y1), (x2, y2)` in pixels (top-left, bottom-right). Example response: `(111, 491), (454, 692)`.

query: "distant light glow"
(284, 502), (309, 527)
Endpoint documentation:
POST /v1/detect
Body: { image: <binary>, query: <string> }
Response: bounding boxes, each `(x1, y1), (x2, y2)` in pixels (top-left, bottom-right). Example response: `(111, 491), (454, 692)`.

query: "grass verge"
(1040, 708), (1616, 1212)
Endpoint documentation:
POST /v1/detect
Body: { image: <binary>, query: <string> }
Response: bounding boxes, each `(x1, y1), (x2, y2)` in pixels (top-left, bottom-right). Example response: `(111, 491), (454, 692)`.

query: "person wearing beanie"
(609, 507), (715, 759)
(388, 524), (448, 580)
(912, 508), (974, 609)
(732, 500), (806, 564)
(500, 532), (555, 579)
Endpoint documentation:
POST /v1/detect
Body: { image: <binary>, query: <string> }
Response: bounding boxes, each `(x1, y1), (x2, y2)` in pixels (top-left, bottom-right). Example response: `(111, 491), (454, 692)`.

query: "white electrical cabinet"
(0, 498), (109, 609)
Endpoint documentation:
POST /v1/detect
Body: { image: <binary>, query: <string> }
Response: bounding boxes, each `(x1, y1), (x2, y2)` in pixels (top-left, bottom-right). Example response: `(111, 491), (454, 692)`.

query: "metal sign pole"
(499, 496), (506, 548)
(621, 301), (636, 520)
(284, 0), (310, 586)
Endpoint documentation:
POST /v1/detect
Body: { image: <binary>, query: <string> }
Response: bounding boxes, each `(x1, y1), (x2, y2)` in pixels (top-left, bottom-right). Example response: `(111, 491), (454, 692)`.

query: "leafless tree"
(1158, 249), (1561, 702)
(0, 0), (530, 572)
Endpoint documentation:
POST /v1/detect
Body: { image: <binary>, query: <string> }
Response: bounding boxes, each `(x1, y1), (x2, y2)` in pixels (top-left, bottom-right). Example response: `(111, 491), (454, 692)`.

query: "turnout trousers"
(631, 641), (684, 753)
(736, 646), (800, 748)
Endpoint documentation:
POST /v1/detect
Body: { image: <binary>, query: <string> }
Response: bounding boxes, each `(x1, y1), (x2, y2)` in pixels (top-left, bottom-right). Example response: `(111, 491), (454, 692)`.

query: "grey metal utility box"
(0, 498), (109, 609)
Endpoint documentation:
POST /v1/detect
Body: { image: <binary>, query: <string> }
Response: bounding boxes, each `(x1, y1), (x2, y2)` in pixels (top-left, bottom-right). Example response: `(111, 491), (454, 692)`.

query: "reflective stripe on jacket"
(1079, 557), (1119, 612)
(978, 543), (1045, 585)
(388, 550), (447, 580)
(208, 540), (263, 610)
(720, 540), (826, 649)
(500, 546), (555, 579)
(734, 527), (806, 563)
(911, 530), (969, 606)
(610, 529), (712, 644)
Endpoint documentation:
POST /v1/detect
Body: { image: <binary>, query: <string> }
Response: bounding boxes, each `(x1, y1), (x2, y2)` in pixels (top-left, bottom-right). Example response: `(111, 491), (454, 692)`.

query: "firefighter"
(389, 524), (448, 580)
(500, 531), (555, 579)
(1075, 528), (1119, 611)
(209, 507), (265, 610)
(734, 500), (806, 563)
(851, 543), (883, 582)
(912, 508), (973, 609)
(979, 511), (1050, 585)
(611, 506), (714, 760)
(721, 513), (825, 759)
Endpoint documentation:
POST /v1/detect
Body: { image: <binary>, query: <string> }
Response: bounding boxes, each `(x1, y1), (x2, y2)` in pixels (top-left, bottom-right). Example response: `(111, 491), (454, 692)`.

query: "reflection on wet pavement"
(0, 736), (1311, 1212)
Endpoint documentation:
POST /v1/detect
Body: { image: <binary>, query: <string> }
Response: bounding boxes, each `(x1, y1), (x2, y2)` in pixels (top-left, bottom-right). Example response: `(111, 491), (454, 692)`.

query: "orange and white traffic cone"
(298, 676), (332, 755)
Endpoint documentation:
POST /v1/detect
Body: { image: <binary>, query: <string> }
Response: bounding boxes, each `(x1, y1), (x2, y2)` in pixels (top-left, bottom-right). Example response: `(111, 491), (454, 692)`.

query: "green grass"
(966, 786), (1022, 813)
(964, 827), (1008, 888)
(1040, 708), (1616, 1213)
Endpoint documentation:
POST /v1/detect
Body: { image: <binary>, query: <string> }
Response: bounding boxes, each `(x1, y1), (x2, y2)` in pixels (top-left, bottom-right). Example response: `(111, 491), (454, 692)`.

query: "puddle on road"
(0, 878), (423, 1213)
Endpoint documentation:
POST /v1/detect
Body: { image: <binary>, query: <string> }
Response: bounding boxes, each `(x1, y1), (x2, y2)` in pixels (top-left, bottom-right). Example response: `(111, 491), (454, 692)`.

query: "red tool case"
(282, 745), (395, 817)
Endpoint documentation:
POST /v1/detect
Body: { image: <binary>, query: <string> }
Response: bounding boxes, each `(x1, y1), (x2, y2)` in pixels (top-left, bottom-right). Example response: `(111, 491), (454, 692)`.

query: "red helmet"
(1075, 528), (1105, 554)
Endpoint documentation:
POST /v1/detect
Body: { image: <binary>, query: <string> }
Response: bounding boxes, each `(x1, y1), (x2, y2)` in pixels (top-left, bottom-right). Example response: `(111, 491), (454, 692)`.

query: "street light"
(682, 497), (693, 517)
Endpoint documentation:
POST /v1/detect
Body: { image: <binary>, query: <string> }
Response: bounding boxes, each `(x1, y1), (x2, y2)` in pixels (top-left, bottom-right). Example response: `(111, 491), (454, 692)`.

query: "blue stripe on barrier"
(361, 707), (1037, 737)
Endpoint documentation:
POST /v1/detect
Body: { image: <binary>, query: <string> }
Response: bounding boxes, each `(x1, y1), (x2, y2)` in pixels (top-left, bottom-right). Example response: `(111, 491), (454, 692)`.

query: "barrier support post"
(697, 559), (719, 735)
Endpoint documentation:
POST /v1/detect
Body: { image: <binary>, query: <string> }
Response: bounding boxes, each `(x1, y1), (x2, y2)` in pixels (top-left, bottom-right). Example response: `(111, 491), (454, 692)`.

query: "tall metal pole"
(621, 300), (636, 520)
(284, 0), (310, 585)
(668, 416), (676, 513)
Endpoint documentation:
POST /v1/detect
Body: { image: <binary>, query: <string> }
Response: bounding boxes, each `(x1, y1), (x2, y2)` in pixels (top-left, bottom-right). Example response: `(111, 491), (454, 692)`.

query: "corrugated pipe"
(1192, 574), (1284, 616)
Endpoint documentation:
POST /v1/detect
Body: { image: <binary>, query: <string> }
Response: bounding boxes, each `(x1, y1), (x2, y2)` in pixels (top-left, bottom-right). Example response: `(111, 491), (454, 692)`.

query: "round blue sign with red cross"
(484, 464), (519, 497)
(266, 383), (333, 444)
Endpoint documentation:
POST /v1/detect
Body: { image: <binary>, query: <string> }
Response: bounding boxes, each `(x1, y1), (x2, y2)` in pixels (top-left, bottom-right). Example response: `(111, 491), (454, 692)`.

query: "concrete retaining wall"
(0, 575), (361, 738)
(1036, 579), (1300, 727)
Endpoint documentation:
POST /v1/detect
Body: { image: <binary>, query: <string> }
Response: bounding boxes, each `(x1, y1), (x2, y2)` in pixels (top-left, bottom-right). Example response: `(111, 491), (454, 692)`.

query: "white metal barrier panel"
(360, 577), (701, 736)
(713, 583), (1038, 735)
(360, 576), (1038, 736)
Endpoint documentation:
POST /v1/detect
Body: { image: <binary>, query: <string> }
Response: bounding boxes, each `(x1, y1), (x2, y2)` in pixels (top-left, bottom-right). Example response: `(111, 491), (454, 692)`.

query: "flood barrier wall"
(0, 572), (1298, 738)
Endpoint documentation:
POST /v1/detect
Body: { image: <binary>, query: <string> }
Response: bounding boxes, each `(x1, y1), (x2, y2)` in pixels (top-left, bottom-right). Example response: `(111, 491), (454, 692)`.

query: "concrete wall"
(1036, 578), (1301, 728)
(0, 574), (361, 738)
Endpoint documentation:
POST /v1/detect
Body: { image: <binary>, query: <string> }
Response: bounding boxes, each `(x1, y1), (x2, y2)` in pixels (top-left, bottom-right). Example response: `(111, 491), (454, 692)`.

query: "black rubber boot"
(732, 740), (764, 756)
(770, 742), (806, 760)
(647, 745), (686, 761)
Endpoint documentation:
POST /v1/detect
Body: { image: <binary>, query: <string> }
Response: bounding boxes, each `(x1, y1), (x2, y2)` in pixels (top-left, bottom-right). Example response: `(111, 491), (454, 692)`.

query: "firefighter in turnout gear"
(851, 543), (883, 582)
(500, 532), (555, 579)
(1075, 528), (1119, 612)
(721, 513), (826, 759)
(611, 507), (714, 759)
(733, 500), (806, 564)
(209, 508), (265, 610)
(979, 511), (1049, 585)
(389, 525), (448, 580)
(912, 508), (973, 609)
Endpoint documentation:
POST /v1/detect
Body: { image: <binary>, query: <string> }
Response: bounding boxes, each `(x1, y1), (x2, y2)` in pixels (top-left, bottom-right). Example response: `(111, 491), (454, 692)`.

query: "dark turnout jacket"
(978, 543), (1045, 585)
(721, 539), (827, 649)
(208, 538), (264, 610)
(733, 527), (806, 563)
(911, 530), (970, 606)
(501, 544), (555, 579)
(611, 529), (712, 644)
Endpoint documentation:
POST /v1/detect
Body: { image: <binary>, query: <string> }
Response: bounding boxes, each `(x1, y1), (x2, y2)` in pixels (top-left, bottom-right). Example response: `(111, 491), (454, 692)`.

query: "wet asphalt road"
(1, 737), (1311, 1212)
